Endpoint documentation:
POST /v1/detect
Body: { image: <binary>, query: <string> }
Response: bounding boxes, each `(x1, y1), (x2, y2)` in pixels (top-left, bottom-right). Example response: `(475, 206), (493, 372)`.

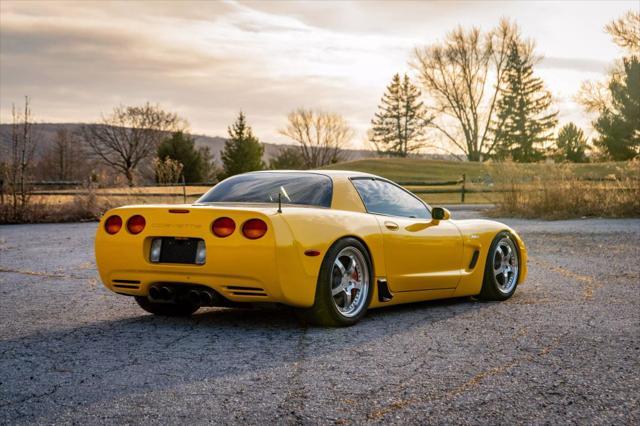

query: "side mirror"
(432, 207), (451, 221)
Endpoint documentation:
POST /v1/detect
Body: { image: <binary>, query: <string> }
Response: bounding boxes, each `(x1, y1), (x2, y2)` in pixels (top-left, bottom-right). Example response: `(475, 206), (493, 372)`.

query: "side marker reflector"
(304, 249), (321, 257)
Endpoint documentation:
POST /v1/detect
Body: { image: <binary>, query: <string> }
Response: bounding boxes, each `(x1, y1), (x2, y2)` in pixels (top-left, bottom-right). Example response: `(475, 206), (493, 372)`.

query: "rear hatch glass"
(197, 172), (332, 208)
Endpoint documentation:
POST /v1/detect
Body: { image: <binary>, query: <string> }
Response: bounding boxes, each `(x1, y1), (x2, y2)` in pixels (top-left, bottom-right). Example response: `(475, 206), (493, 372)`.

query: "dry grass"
(488, 160), (640, 219)
(3, 161), (639, 223)
(1, 191), (108, 224)
(0, 187), (204, 224)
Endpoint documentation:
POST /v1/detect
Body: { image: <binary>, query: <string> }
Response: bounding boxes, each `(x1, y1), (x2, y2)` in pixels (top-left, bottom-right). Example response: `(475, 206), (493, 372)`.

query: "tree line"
(373, 11), (638, 162)
(2, 10), (638, 217)
(0, 102), (354, 193)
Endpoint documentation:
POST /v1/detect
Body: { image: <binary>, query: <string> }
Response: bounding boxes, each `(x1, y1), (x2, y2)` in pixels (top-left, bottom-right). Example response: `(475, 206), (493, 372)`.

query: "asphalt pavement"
(1, 213), (638, 424)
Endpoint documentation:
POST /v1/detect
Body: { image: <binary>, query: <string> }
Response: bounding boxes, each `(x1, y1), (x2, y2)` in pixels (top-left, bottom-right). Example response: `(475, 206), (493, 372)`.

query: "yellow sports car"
(95, 170), (527, 326)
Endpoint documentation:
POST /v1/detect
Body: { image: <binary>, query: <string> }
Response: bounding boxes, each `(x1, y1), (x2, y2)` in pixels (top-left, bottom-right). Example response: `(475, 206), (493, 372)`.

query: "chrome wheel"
(331, 246), (370, 318)
(492, 237), (519, 294)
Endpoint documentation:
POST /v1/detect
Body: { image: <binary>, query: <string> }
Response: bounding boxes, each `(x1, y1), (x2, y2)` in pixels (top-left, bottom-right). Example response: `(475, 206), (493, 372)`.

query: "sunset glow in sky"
(0, 0), (635, 149)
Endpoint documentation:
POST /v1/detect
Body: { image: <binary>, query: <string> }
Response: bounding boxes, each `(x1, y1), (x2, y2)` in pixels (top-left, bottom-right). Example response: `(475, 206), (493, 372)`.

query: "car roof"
(246, 169), (379, 179)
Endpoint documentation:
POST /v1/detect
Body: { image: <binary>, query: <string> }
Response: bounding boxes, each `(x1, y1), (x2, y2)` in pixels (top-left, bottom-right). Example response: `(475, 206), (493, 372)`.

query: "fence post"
(461, 174), (466, 203)
(182, 175), (187, 204)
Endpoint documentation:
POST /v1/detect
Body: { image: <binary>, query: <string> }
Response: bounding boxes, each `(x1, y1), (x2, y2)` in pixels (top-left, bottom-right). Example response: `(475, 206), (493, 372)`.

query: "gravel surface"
(1, 215), (639, 424)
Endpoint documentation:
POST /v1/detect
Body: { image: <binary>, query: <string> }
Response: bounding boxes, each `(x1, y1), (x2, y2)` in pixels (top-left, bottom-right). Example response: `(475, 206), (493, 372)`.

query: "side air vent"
(377, 279), (393, 302)
(224, 285), (268, 297)
(112, 279), (141, 290)
(468, 250), (480, 270)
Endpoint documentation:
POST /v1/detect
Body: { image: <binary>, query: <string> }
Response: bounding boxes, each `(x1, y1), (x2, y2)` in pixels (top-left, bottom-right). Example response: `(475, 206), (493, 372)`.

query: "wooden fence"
(2, 174), (635, 205)
(19, 176), (475, 203)
(397, 174), (469, 203)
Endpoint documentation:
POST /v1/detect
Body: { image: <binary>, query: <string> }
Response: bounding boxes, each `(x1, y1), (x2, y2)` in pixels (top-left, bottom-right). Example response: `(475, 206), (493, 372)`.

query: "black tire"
(478, 231), (520, 301)
(134, 296), (199, 317)
(297, 238), (374, 327)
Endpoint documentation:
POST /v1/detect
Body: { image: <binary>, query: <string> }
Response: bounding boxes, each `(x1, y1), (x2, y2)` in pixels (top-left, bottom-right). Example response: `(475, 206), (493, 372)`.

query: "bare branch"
(82, 103), (187, 185)
(279, 109), (353, 168)
(412, 19), (523, 161)
(605, 10), (640, 53)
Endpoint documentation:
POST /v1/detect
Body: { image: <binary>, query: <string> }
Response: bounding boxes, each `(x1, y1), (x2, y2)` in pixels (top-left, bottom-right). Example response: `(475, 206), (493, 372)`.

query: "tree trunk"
(125, 169), (134, 187)
(467, 150), (481, 162)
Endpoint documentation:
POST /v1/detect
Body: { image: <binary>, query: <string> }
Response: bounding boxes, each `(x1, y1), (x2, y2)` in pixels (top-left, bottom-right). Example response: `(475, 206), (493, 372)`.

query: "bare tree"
(576, 79), (613, 114)
(605, 10), (640, 54)
(279, 108), (353, 168)
(412, 19), (524, 161)
(82, 103), (186, 186)
(153, 157), (184, 184)
(37, 128), (89, 181)
(577, 11), (639, 116)
(2, 97), (39, 220)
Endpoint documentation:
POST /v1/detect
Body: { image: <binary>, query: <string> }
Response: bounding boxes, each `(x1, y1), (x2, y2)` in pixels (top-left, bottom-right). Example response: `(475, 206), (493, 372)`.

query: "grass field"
(323, 158), (637, 206)
(3, 158), (637, 223)
(27, 158), (640, 210)
(322, 158), (634, 182)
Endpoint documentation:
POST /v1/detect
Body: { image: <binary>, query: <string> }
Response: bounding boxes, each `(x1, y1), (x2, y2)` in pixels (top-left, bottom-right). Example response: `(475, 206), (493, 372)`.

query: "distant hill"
(0, 122), (382, 163)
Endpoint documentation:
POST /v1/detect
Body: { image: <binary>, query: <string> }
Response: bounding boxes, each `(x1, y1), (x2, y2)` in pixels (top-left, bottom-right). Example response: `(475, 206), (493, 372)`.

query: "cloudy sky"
(0, 0), (635, 149)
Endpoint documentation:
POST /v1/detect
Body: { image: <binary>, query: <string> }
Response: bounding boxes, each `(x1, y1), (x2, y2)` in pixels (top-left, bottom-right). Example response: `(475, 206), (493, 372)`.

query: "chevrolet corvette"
(95, 170), (527, 326)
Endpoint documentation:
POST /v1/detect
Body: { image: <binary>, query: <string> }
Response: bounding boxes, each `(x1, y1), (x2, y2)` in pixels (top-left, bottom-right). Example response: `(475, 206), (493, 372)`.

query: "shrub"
(489, 160), (640, 219)
(0, 185), (112, 224)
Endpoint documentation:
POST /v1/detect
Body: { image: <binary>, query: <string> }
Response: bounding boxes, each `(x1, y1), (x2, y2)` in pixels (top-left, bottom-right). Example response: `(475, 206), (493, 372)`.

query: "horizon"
(0, 0), (635, 150)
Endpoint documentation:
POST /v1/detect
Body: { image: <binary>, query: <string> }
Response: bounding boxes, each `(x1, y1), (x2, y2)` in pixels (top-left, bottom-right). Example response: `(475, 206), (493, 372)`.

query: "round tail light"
(212, 217), (236, 237)
(242, 219), (267, 239)
(127, 215), (146, 234)
(104, 215), (122, 235)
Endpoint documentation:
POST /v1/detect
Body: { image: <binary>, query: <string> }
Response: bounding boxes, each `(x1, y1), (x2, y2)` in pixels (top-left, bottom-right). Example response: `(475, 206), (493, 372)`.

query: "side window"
(351, 179), (429, 219)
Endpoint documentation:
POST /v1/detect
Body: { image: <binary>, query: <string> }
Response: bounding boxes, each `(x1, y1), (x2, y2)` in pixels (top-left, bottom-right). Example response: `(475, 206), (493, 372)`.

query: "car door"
(351, 178), (464, 292)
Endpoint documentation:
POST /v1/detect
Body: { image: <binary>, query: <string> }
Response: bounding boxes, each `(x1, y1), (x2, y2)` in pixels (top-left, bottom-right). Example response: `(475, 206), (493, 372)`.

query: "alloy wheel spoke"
(346, 257), (357, 276)
(332, 280), (347, 296)
(493, 238), (519, 292)
(330, 247), (369, 317)
(343, 286), (353, 307)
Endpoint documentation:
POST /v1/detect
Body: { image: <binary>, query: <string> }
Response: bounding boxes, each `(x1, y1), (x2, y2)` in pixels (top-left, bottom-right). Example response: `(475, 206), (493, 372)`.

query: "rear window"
(197, 172), (333, 208)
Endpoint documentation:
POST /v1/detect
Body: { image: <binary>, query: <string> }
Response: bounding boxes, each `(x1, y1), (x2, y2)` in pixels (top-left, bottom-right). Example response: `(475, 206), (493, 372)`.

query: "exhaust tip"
(159, 286), (174, 300)
(199, 290), (215, 306)
(148, 286), (161, 300)
(187, 289), (201, 305)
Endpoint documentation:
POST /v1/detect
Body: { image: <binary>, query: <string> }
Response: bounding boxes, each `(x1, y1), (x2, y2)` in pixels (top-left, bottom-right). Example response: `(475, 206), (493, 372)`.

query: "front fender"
(452, 219), (527, 297)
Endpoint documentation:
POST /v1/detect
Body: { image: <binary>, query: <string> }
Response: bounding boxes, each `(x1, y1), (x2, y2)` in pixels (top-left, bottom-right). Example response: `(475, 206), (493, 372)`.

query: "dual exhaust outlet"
(148, 285), (219, 307)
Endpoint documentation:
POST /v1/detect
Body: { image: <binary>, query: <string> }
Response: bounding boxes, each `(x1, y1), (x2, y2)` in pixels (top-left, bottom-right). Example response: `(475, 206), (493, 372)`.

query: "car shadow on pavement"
(0, 296), (493, 421)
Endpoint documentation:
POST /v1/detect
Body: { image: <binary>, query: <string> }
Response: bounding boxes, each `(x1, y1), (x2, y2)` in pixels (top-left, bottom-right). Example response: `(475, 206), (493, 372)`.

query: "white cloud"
(0, 0), (636, 148)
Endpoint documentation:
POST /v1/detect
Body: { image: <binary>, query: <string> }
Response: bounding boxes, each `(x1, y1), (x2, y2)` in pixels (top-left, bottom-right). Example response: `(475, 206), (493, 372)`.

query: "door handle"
(384, 221), (399, 231)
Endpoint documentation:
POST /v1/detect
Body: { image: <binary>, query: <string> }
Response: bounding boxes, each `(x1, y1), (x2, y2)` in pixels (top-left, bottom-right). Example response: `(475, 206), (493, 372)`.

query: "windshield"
(197, 172), (333, 208)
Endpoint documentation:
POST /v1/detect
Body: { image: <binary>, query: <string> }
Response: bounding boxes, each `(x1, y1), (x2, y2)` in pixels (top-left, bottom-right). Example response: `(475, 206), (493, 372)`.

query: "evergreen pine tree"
(554, 123), (590, 163)
(269, 145), (305, 170)
(492, 43), (558, 162)
(157, 131), (210, 183)
(593, 56), (640, 160)
(219, 112), (264, 179)
(370, 73), (429, 157)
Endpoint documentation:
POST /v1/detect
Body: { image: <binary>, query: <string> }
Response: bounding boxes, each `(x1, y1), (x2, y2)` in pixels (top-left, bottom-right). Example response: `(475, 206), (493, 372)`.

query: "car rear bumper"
(105, 268), (275, 302)
(95, 207), (321, 307)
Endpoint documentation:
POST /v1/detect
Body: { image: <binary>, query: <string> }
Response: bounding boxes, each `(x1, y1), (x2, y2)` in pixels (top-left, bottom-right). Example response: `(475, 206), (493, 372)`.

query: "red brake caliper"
(350, 268), (359, 300)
